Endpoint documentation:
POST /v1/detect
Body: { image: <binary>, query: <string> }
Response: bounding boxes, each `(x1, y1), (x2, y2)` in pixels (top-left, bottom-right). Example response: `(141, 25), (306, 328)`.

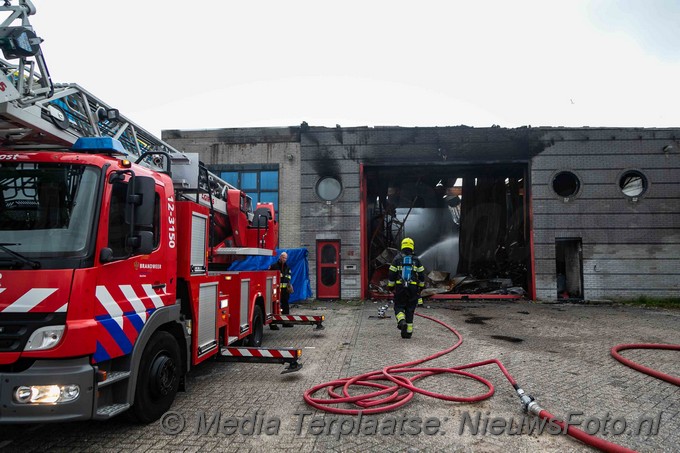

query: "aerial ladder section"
(0, 0), (323, 325)
(0, 0), (245, 225)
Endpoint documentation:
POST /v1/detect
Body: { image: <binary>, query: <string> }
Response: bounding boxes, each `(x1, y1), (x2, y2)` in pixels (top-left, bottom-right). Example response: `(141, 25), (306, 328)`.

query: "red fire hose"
(304, 311), (678, 453)
(610, 343), (680, 386)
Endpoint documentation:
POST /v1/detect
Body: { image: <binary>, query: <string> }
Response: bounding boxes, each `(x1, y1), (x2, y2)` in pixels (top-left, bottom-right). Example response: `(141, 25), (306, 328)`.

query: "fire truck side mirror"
(125, 176), (155, 227)
(127, 231), (154, 255)
(125, 176), (155, 256)
(99, 248), (114, 263)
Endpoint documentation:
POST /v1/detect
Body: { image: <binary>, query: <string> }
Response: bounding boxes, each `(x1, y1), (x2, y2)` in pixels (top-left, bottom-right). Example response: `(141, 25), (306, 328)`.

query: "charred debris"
(366, 164), (530, 299)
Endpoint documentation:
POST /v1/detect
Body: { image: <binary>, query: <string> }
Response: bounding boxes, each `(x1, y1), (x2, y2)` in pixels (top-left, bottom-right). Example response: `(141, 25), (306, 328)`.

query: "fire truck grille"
(0, 313), (67, 353)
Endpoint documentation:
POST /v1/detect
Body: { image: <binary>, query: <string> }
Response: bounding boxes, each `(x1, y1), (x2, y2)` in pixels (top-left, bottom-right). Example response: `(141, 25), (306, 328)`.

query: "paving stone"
(1, 300), (678, 452)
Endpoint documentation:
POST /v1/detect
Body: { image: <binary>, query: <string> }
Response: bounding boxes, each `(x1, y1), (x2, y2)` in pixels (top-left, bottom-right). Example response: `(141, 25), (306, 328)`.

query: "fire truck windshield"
(0, 162), (99, 262)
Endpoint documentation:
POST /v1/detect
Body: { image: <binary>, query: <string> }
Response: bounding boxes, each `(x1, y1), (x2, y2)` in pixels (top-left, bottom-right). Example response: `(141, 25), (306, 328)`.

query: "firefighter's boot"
(401, 323), (413, 339)
(396, 311), (406, 332)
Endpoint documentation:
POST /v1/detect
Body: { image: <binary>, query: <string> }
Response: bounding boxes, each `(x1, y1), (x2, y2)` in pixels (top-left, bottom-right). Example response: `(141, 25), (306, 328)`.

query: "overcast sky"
(25, 0), (680, 137)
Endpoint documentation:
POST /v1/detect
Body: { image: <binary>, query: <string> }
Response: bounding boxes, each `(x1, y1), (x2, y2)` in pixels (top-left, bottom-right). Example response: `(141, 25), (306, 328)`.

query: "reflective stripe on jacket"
(387, 254), (425, 290)
(269, 261), (292, 286)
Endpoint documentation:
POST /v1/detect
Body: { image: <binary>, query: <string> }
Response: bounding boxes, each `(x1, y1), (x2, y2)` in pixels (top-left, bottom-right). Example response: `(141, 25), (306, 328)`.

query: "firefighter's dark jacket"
(269, 260), (292, 288)
(387, 253), (425, 293)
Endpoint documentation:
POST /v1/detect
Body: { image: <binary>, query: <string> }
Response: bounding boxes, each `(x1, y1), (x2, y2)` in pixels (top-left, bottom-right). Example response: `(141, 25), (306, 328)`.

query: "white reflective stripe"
(239, 349), (253, 357)
(142, 284), (164, 308)
(2, 288), (57, 313)
(0, 288), (5, 295)
(260, 350), (273, 357)
(120, 285), (147, 322)
(96, 286), (124, 329)
(56, 303), (68, 312)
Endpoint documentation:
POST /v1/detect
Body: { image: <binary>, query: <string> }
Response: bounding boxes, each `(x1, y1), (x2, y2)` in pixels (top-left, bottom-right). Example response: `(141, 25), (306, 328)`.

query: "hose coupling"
(526, 401), (543, 416)
(516, 388), (535, 413)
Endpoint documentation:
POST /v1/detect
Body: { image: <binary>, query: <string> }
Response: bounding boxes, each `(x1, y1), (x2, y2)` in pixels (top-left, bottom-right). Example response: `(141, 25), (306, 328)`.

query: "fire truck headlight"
(14, 386), (32, 403)
(60, 384), (80, 402)
(13, 384), (80, 404)
(25, 326), (65, 351)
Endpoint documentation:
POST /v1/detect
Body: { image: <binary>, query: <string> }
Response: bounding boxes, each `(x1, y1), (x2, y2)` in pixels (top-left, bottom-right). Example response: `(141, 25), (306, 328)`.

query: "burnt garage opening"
(365, 163), (531, 299)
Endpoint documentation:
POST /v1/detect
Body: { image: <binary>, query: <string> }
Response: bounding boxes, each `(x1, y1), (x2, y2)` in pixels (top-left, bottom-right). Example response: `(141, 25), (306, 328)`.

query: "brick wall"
(532, 128), (680, 301)
(162, 125), (680, 302)
(300, 130), (362, 299)
(161, 128), (302, 248)
(299, 125), (545, 300)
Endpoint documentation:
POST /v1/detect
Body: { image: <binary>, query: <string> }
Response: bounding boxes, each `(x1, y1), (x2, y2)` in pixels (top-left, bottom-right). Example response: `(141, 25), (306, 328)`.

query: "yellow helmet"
(401, 237), (414, 251)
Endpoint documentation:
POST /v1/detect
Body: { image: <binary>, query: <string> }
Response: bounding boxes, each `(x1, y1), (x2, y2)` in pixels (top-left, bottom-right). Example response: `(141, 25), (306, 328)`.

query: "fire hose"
(610, 343), (680, 386)
(304, 311), (679, 453)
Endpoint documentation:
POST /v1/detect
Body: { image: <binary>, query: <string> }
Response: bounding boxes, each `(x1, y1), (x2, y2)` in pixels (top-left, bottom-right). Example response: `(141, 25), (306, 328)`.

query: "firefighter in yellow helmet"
(387, 237), (425, 338)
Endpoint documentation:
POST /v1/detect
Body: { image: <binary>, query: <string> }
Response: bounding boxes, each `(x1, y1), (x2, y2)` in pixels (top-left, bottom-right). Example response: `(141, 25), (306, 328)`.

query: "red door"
(316, 240), (340, 299)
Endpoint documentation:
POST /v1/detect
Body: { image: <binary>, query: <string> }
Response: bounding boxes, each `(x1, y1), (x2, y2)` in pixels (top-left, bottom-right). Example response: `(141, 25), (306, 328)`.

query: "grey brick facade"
(162, 128), (303, 248)
(531, 127), (680, 301)
(163, 125), (680, 302)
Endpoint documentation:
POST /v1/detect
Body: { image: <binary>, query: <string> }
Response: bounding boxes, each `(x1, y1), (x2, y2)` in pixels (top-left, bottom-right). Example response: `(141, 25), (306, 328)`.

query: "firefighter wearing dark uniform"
(270, 252), (294, 327)
(387, 238), (425, 338)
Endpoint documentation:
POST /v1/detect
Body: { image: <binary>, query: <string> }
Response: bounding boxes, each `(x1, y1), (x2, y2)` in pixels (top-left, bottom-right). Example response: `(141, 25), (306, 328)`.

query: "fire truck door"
(92, 179), (168, 363)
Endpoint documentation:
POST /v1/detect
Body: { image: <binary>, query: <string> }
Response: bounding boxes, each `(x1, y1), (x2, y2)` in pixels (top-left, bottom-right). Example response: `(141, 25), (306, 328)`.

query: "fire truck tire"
(246, 306), (264, 347)
(131, 331), (182, 423)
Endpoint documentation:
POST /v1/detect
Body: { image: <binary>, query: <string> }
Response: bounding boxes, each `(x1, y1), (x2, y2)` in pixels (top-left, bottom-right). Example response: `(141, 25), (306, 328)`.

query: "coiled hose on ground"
(304, 311), (679, 453)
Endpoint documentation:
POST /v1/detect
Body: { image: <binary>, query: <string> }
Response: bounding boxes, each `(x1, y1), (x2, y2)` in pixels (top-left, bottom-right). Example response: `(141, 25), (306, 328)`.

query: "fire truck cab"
(0, 1), (324, 424)
(0, 137), (299, 423)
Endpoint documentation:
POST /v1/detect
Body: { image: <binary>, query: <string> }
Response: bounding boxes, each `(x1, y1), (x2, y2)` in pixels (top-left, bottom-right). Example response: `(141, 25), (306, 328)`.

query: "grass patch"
(619, 296), (680, 309)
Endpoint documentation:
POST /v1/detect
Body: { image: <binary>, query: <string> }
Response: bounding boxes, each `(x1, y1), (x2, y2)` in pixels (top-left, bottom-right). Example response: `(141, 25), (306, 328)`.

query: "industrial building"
(163, 125), (680, 302)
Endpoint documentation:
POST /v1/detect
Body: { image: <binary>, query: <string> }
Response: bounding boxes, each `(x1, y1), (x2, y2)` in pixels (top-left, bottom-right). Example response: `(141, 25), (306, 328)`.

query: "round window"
(316, 177), (342, 201)
(552, 171), (580, 199)
(619, 170), (647, 198)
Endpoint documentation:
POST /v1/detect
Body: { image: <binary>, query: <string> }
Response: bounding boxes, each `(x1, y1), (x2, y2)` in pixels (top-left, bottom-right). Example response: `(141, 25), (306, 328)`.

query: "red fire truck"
(0, 1), (323, 424)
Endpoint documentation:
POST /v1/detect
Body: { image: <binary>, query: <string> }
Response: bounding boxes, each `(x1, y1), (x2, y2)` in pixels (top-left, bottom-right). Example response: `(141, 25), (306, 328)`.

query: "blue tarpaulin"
(227, 248), (313, 303)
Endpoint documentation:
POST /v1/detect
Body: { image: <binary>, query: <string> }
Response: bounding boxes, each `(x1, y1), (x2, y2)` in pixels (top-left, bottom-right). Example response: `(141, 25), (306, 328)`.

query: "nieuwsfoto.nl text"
(159, 410), (662, 439)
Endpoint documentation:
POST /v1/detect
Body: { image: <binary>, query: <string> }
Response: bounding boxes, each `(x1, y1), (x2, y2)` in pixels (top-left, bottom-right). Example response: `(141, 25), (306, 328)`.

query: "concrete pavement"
(0, 299), (678, 452)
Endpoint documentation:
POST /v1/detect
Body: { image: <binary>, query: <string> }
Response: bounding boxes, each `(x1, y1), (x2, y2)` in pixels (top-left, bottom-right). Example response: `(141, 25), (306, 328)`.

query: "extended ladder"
(0, 0), (236, 211)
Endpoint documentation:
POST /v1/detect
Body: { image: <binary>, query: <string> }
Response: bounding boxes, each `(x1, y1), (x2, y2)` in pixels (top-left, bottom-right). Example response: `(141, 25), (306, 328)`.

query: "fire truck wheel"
(246, 306), (264, 347)
(132, 331), (182, 423)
